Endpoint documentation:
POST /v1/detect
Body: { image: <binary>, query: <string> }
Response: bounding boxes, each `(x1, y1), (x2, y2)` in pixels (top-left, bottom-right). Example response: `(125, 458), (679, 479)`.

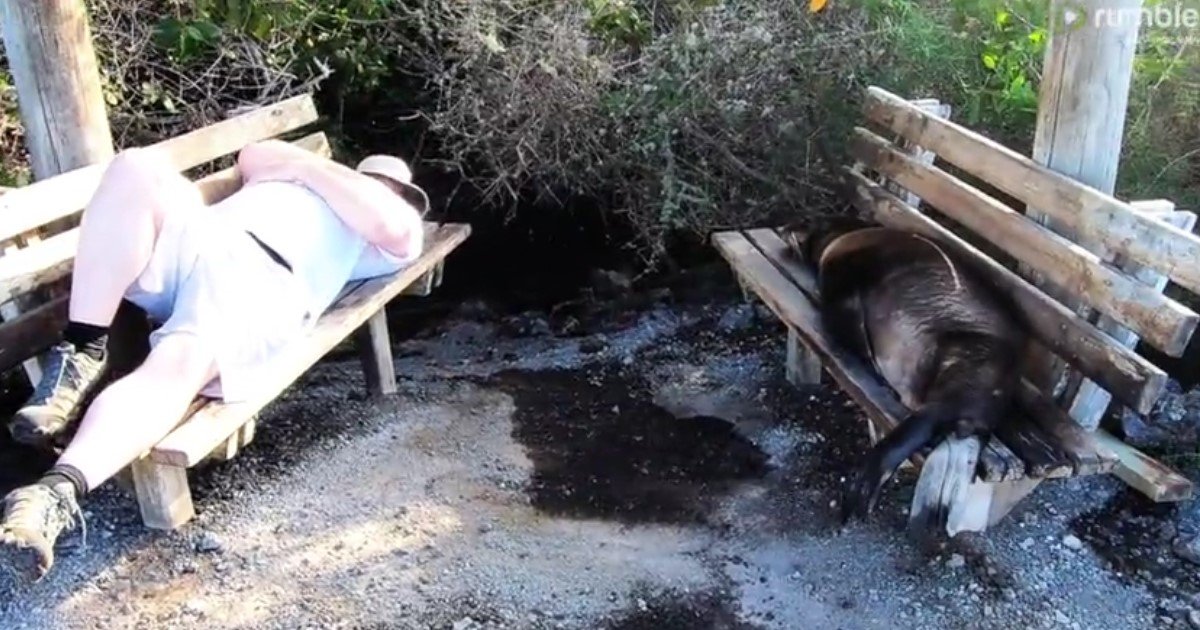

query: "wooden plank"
(1067, 209), (1198, 427)
(0, 229), (78, 303)
(0, 132), (332, 306)
(355, 309), (398, 397)
(883, 99), (950, 208)
(785, 327), (822, 385)
(0, 94), (318, 243)
(129, 457), (195, 530)
(149, 223), (472, 467)
(861, 85), (1200, 298)
(844, 168), (1167, 415)
(0, 236), (49, 382)
(194, 131), (332, 204)
(1015, 380), (1117, 476)
(992, 415), (1073, 480)
(714, 230), (1023, 482)
(850, 128), (1198, 357)
(1094, 430), (1194, 502)
(0, 0), (114, 180)
(0, 294), (67, 373)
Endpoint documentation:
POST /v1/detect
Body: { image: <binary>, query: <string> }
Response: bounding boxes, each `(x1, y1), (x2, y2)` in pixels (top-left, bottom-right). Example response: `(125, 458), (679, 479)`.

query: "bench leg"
(129, 458), (195, 530)
(943, 477), (1041, 536)
(401, 265), (440, 297)
(785, 328), (822, 386)
(355, 309), (397, 397)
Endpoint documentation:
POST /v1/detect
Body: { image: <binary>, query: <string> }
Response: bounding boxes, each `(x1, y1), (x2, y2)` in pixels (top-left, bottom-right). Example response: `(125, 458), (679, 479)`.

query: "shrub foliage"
(0, 0), (1197, 267)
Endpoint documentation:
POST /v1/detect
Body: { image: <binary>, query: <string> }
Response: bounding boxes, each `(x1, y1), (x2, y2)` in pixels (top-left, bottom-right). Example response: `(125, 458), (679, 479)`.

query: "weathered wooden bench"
(713, 86), (1200, 531)
(0, 94), (471, 530)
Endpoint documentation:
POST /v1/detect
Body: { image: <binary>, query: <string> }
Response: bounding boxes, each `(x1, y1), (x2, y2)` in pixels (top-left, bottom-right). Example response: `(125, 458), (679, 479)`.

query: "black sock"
(38, 464), (88, 498)
(63, 322), (109, 360)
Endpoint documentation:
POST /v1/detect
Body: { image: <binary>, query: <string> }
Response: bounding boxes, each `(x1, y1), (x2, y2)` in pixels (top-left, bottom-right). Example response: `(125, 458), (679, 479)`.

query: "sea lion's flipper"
(841, 402), (954, 523)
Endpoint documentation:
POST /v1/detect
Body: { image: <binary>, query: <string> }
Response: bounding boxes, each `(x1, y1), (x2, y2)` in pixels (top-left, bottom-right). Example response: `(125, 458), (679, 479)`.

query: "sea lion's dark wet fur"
(789, 215), (1028, 527)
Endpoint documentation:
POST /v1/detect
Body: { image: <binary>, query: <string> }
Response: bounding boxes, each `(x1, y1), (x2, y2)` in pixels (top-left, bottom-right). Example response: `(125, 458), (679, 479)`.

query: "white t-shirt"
(209, 180), (423, 319)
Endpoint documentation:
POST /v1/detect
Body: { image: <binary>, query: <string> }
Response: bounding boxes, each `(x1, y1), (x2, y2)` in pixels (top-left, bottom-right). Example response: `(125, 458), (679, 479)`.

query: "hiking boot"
(9, 342), (108, 447)
(0, 482), (83, 582)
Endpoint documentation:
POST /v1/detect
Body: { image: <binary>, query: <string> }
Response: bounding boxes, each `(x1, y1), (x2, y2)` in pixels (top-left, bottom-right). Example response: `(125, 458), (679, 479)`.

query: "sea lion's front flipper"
(841, 402), (952, 523)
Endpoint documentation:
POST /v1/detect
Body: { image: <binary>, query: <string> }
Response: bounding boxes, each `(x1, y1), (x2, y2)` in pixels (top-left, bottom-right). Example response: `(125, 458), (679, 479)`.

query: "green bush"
(0, 0), (1198, 269)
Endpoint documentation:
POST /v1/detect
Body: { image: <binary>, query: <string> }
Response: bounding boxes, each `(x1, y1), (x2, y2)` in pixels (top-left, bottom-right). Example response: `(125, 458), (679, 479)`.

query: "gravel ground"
(0, 279), (1196, 629)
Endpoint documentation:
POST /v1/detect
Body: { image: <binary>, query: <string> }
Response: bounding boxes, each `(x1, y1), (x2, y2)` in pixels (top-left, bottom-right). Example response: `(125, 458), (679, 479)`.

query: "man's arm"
(237, 141), (422, 260)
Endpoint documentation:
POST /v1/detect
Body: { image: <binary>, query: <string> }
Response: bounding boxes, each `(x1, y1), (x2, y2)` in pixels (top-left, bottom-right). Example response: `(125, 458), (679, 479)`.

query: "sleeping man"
(0, 140), (429, 582)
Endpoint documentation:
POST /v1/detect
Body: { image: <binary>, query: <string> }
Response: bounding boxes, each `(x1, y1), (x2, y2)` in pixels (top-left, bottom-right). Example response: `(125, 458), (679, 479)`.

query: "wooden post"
(0, 0), (114, 179)
(0, 0), (116, 384)
(1023, 0), (1143, 424)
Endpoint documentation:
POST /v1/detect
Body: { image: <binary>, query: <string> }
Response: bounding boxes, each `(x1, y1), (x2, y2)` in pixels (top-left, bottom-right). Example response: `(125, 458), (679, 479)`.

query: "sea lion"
(787, 215), (1029, 531)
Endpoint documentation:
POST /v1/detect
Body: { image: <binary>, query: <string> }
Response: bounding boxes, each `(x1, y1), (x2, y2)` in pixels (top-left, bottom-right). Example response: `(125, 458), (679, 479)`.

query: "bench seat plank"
(148, 222), (471, 468)
(714, 229), (1028, 481)
(716, 227), (1121, 484)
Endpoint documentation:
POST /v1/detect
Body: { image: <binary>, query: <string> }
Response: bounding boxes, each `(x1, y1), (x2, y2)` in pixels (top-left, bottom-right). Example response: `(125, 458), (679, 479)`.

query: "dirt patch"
(491, 365), (769, 525)
(0, 292), (1179, 629)
(604, 588), (754, 630)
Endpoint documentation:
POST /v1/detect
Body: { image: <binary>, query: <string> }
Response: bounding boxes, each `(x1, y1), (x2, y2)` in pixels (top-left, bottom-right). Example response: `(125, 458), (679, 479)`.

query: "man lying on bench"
(0, 141), (430, 582)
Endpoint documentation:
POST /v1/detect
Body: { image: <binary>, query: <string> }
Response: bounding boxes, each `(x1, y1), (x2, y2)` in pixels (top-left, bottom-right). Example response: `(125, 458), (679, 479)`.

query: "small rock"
(637, 598), (648, 612)
(1062, 535), (1084, 551)
(591, 269), (633, 295)
(1055, 610), (1071, 625)
(183, 599), (208, 617)
(1187, 609), (1200, 629)
(579, 336), (608, 354)
(1174, 536), (1200, 566)
(946, 554), (966, 569)
(194, 532), (222, 554)
(1019, 537), (1035, 551)
(452, 618), (477, 630)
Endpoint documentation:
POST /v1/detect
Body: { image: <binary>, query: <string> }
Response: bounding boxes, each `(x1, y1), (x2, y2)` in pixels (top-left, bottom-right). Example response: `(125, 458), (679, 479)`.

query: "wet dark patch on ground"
(491, 364), (771, 525)
(1070, 487), (1198, 615)
(603, 588), (759, 630)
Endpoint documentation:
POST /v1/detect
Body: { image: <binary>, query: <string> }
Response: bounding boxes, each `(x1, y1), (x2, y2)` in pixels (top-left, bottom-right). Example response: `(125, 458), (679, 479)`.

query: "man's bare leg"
(9, 148), (202, 446)
(59, 335), (216, 490)
(0, 335), (215, 581)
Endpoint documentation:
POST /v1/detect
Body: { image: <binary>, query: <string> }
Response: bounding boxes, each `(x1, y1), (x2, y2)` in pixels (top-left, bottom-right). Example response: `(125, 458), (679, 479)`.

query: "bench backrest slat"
(0, 94), (319, 244)
(850, 126), (1198, 357)
(845, 167), (1168, 415)
(0, 107), (329, 376)
(851, 86), (1200, 418)
(862, 86), (1200, 298)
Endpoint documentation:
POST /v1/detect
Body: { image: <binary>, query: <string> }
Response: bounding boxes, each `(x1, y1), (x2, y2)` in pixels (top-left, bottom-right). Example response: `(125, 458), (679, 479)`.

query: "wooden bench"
(713, 86), (1200, 531)
(0, 94), (471, 530)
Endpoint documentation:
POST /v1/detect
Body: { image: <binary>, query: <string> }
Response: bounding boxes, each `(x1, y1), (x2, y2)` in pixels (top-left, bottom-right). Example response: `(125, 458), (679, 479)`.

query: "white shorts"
(124, 205), (311, 403)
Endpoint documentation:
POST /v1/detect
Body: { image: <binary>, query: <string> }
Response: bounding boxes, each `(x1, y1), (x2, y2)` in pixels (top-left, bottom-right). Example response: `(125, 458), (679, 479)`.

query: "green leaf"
(982, 52), (999, 70)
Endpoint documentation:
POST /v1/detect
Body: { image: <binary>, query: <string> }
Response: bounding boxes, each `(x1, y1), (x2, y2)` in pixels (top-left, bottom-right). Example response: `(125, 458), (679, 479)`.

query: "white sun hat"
(355, 154), (431, 217)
